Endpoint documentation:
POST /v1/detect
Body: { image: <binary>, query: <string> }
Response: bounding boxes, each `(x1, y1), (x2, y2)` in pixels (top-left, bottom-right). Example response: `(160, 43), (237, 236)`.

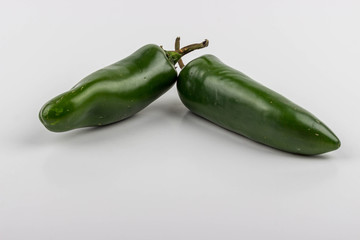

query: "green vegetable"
(39, 39), (208, 132)
(177, 55), (340, 155)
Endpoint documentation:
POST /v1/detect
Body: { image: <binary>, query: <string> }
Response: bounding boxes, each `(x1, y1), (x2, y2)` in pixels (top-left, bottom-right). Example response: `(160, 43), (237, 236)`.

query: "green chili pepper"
(177, 55), (340, 155)
(39, 39), (209, 132)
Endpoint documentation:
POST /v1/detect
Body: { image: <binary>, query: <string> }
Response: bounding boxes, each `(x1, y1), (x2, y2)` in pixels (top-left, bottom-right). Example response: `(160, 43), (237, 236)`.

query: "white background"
(1, 0), (359, 239)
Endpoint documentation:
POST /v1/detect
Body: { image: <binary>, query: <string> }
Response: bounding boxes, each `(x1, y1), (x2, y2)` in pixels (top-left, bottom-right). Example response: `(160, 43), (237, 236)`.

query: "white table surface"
(1, 0), (359, 239)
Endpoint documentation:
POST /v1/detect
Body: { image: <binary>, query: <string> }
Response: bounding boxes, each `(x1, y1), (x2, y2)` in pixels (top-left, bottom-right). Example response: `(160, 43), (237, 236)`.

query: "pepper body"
(40, 44), (177, 132)
(177, 54), (340, 155)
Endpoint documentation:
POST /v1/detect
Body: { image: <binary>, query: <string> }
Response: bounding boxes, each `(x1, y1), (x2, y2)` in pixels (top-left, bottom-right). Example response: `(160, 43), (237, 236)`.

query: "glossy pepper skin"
(177, 55), (340, 155)
(39, 44), (177, 132)
(39, 39), (208, 132)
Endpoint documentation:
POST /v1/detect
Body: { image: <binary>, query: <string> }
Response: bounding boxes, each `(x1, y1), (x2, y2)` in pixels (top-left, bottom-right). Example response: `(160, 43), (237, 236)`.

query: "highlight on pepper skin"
(39, 93), (77, 132)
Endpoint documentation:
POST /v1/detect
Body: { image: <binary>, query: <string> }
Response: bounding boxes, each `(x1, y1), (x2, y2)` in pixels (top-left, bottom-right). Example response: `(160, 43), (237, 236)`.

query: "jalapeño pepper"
(177, 55), (340, 155)
(39, 39), (208, 132)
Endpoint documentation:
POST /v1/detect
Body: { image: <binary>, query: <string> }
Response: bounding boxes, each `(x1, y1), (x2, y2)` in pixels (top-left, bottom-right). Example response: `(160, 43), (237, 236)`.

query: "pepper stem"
(179, 39), (209, 55)
(165, 38), (209, 67)
(175, 37), (185, 69)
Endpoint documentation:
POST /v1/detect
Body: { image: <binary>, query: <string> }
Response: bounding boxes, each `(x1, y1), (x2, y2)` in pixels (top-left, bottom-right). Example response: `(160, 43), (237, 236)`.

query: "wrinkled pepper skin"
(177, 55), (340, 155)
(40, 44), (177, 132)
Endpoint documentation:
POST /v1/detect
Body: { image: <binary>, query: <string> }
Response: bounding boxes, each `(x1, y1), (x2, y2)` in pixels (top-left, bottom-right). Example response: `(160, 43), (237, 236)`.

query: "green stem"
(165, 39), (209, 66)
